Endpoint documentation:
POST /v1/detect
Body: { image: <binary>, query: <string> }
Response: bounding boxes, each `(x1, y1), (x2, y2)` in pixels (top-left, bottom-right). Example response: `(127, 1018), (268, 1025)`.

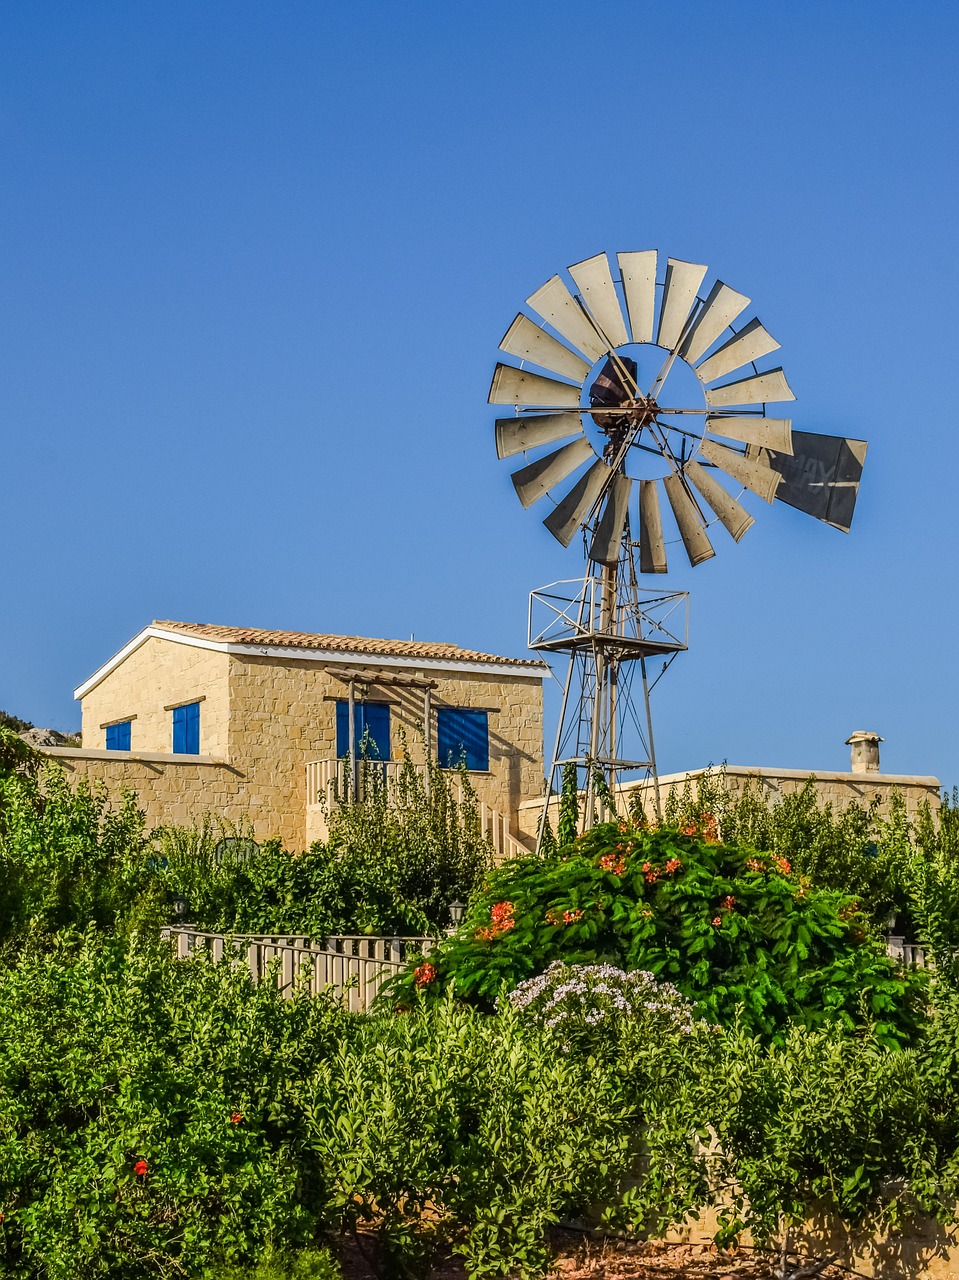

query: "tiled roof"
(151, 621), (545, 669)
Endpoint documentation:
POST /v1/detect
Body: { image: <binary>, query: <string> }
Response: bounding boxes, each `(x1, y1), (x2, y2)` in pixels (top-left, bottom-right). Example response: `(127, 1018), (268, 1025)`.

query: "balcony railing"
(305, 757), (528, 862)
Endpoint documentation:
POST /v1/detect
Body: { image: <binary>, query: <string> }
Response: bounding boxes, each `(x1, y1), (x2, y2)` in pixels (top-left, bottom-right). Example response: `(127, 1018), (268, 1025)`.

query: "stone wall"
(80, 637), (231, 759)
(42, 747), (263, 837)
(518, 764), (943, 844)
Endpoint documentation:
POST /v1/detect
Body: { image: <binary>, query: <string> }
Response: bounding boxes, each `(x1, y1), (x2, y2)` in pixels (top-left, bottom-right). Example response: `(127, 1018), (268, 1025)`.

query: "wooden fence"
(161, 927), (433, 1011)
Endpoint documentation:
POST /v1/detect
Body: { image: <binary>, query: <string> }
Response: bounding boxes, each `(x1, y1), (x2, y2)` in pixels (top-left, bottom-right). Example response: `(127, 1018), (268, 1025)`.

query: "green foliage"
(0, 748), (493, 945)
(0, 711), (33, 734)
(556, 762), (578, 848)
(389, 824), (925, 1044)
(0, 763), (161, 943)
(0, 726), (38, 779)
(702, 1021), (950, 1246)
(0, 933), (347, 1279)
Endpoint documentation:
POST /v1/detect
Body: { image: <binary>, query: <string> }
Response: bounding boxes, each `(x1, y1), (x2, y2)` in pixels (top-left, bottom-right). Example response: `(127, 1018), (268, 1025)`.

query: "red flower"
(229, 1111), (243, 1124)
(665, 858), (682, 874)
(414, 962), (438, 987)
(722, 895), (737, 910)
(133, 1160), (148, 1177)
(563, 908), (583, 924)
(491, 901), (514, 925)
(711, 916), (722, 927)
(775, 856), (792, 875)
(598, 852), (626, 875)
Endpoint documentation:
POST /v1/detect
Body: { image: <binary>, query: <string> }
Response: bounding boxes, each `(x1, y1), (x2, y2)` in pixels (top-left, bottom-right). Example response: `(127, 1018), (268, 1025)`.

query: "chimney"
(845, 730), (883, 773)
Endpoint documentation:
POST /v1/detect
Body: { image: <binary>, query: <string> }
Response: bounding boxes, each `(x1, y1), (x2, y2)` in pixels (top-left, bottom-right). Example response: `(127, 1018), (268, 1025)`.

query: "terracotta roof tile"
(151, 621), (545, 669)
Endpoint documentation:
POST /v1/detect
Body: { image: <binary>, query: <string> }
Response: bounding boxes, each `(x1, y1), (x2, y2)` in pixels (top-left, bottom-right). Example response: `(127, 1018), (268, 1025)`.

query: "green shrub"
(0, 933), (346, 1278)
(388, 824), (925, 1044)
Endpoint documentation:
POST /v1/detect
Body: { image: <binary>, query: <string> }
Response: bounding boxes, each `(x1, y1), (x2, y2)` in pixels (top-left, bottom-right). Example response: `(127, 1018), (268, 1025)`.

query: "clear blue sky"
(3, 1), (957, 784)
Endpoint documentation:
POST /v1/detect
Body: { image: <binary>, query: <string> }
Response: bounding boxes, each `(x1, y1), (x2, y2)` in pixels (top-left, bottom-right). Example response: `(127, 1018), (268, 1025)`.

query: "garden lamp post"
(448, 899), (465, 933)
(173, 895), (191, 925)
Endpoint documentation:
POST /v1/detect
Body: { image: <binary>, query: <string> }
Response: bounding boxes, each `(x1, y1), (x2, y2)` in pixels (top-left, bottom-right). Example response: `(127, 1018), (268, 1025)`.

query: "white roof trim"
(75, 625), (548, 699)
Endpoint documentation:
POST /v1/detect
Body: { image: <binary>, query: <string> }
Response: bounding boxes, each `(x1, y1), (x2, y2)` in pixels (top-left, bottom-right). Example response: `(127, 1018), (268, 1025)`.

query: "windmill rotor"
(489, 250), (868, 572)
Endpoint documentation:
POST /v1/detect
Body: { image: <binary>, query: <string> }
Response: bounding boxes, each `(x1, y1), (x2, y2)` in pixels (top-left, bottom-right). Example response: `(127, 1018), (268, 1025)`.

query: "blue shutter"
(437, 708), (489, 771)
(106, 721), (130, 750)
(185, 701), (200, 754)
(336, 700), (391, 760)
(173, 703), (200, 754)
(362, 703), (390, 760)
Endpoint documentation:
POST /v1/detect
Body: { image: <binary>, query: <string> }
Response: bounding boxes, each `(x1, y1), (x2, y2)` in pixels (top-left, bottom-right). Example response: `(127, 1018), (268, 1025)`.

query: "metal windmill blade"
(657, 258), (708, 350)
(495, 413), (584, 460)
(511, 437), (595, 508)
(662, 474), (715, 566)
(568, 253), (629, 349)
(589, 473), (631, 565)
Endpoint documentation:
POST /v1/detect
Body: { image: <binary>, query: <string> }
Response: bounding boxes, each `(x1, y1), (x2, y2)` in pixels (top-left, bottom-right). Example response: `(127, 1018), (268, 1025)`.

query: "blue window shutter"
(362, 703), (390, 760)
(173, 703), (200, 754)
(336, 700), (391, 760)
(437, 708), (489, 771)
(106, 721), (130, 750)
(185, 701), (200, 754)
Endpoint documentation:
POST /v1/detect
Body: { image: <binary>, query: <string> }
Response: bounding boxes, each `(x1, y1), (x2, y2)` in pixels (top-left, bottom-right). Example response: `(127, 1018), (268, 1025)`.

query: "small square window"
(172, 702), (200, 754)
(105, 720), (131, 751)
(437, 708), (489, 772)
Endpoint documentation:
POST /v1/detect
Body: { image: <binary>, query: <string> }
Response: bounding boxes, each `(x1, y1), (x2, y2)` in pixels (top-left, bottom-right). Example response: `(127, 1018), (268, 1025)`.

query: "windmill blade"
(700, 438), (782, 503)
(511, 437), (595, 508)
(663, 474), (715, 566)
(706, 415), (793, 454)
(568, 253), (629, 348)
(499, 314), (591, 383)
(489, 363), (582, 408)
(639, 479), (667, 573)
(589, 472), (631, 565)
(526, 275), (607, 362)
(656, 258), (708, 350)
(617, 250), (657, 344)
(695, 318), (781, 384)
(705, 367), (795, 408)
(748, 431), (868, 532)
(684, 461), (754, 541)
(495, 413), (584, 460)
(543, 459), (609, 546)
(679, 281), (750, 365)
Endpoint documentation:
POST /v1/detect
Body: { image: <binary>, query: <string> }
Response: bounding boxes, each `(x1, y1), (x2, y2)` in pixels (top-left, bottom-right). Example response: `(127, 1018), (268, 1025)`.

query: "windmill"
(489, 251), (867, 837)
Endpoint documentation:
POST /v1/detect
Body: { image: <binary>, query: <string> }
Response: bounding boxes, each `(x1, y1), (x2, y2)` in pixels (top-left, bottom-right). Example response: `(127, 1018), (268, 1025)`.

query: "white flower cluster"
(509, 960), (695, 1042)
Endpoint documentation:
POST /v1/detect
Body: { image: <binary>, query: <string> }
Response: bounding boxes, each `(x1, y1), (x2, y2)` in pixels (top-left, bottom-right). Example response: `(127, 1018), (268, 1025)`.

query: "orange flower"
(711, 916), (722, 927)
(414, 962), (438, 986)
(563, 908), (583, 924)
(665, 858), (682, 874)
(722, 895), (737, 910)
(775, 856), (792, 875)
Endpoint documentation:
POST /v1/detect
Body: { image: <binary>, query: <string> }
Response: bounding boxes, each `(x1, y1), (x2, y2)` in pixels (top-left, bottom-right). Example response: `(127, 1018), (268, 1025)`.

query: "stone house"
(49, 621), (548, 850)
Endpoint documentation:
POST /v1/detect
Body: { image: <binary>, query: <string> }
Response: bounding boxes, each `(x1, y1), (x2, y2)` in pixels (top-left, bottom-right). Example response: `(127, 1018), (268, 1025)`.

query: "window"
(172, 701), (200, 754)
(335, 701), (390, 760)
(437, 708), (489, 772)
(105, 720), (131, 751)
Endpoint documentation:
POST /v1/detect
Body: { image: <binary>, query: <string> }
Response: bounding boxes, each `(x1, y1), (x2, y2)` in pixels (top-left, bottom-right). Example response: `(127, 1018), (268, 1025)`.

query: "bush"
(507, 961), (695, 1054)
(388, 823), (926, 1044)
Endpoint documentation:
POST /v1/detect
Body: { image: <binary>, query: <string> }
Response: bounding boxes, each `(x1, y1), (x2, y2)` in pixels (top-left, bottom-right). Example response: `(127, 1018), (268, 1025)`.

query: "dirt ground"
(342, 1228), (850, 1279)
